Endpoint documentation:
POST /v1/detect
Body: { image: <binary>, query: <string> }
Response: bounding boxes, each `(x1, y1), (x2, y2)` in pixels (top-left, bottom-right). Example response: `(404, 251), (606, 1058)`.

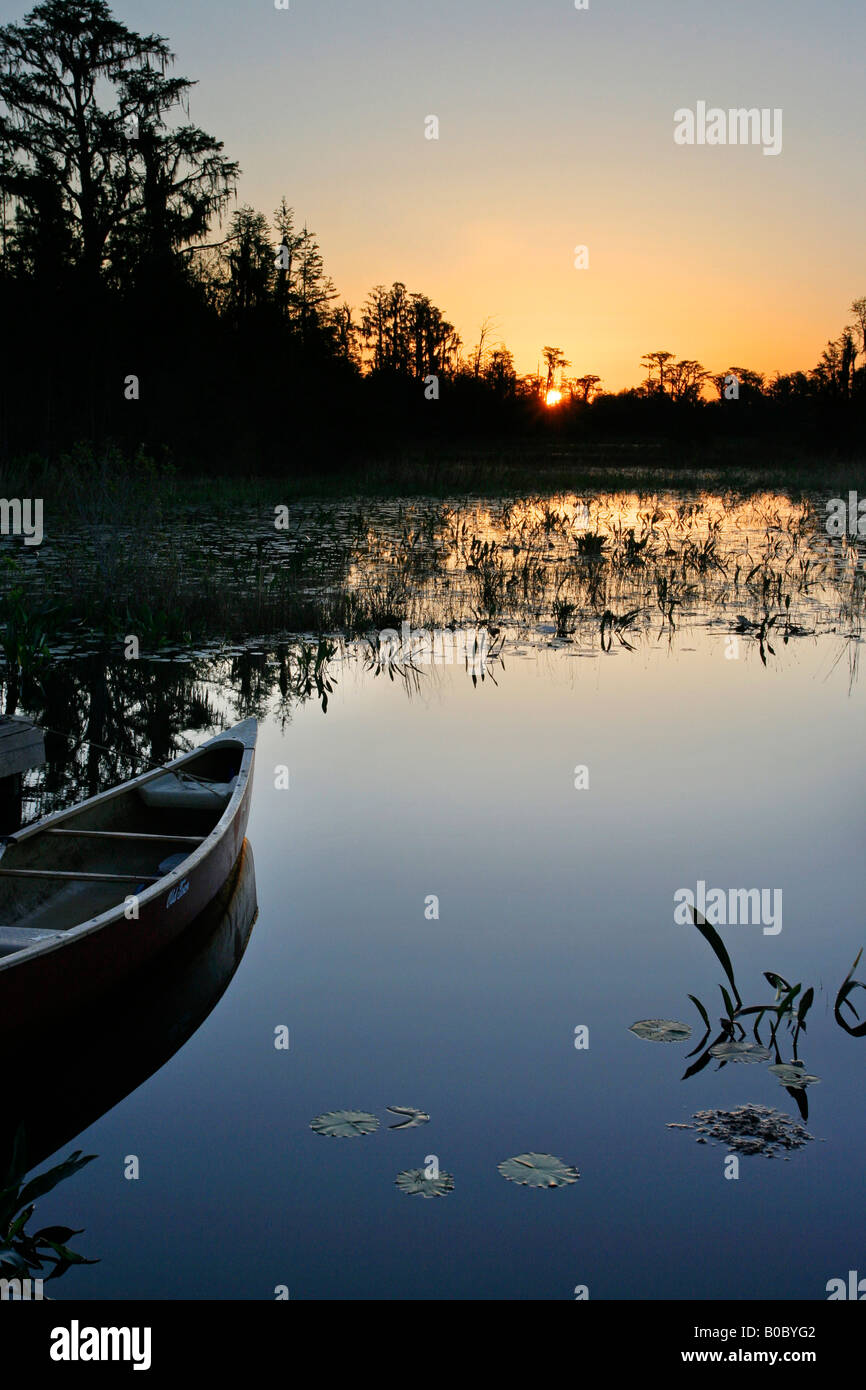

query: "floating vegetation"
(386, 1106), (430, 1130)
(629, 1019), (692, 1043)
(769, 1063), (821, 1090)
(310, 1110), (379, 1139)
(394, 1168), (454, 1199)
(670, 1105), (814, 1158)
(497, 1153), (579, 1188)
(709, 1041), (772, 1064)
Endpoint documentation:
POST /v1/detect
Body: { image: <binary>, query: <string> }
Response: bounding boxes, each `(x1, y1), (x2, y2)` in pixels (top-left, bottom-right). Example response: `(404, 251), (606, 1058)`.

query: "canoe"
(0, 718), (257, 1035)
(1, 839), (258, 1179)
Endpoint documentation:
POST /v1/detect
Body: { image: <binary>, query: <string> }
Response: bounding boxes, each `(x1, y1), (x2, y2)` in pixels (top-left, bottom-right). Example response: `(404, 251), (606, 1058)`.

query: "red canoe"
(0, 718), (257, 1035)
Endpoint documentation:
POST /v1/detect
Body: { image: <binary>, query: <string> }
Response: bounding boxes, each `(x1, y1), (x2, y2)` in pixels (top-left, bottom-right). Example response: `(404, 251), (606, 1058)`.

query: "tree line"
(0, 0), (862, 472)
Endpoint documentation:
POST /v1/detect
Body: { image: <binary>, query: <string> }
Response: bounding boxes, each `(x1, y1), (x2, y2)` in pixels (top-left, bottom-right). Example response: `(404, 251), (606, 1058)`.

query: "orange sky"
(115, 0), (865, 391)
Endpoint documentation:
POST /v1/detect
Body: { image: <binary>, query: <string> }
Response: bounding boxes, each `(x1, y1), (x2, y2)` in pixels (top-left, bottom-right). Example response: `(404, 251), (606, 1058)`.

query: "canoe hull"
(1, 840), (258, 1174)
(0, 721), (256, 1037)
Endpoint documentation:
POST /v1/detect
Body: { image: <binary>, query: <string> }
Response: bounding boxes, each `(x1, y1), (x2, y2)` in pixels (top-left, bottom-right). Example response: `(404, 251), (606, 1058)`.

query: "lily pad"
(709, 1041), (772, 1064)
(769, 1063), (821, 1090)
(310, 1110), (379, 1139)
(497, 1153), (579, 1188)
(387, 1105), (430, 1129)
(395, 1168), (454, 1199)
(629, 1019), (692, 1043)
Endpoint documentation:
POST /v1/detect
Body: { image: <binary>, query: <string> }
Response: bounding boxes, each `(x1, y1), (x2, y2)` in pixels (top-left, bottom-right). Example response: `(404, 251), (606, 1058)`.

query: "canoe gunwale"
(0, 719), (257, 972)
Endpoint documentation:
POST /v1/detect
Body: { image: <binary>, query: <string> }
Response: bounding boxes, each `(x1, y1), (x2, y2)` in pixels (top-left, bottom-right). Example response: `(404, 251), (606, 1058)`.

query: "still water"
(3, 489), (864, 1300)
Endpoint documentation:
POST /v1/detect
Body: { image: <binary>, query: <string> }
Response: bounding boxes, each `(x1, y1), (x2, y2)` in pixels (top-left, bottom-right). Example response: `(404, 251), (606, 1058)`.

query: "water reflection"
(634, 907), (864, 1125)
(0, 841), (257, 1290)
(3, 490), (864, 824)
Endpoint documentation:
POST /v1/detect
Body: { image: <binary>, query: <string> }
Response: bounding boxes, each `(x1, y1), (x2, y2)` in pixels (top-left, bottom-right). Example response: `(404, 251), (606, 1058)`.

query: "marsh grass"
(0, 479), (863, 682)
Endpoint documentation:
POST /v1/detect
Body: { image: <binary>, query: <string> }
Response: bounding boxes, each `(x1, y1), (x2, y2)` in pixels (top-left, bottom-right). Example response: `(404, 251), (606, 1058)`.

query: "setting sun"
(545, 389), (563, 408)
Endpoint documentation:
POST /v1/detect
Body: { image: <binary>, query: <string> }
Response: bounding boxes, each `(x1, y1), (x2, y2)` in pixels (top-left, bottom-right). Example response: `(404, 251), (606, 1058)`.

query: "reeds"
(0, 484), (862, 672)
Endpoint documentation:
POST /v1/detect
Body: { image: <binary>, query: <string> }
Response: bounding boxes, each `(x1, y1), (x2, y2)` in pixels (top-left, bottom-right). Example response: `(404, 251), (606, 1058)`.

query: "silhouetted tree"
(484, 347), (517, 398)
(667, 358), (708, 403)
(569, 374), (602, 404)
(0, 0), (237, 283)
(640, 350), (674, 395)
(710, 367), (765, 400)
(542, 346), (569, 396)
(221, 206), (274, 320)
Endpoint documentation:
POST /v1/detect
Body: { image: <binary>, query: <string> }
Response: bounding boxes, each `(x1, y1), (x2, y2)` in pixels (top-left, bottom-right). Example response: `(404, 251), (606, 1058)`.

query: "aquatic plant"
(576, 531), (607, 559)
(552, 595), (577, 638)
(497, 1153), (579, 1188)
(386, 1106), (430, 1130)
(834, 948), (866, 1037)
(309, 1110), (379, 1139)
(0, 1130), (98, 1284)
(669, 1105), (814, 1158)
(395, 1168), (453, 1198)
(629, 1019), (692, 1043)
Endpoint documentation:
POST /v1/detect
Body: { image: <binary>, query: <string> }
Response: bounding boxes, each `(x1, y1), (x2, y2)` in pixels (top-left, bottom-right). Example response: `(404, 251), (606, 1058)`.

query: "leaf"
(497, 1153), (579, 1188)
(386, 1106), (430, 1130)
(7, 1204), (35, 1240)
(797, 987), (814, 1027)
(764, 971), (791, 995)
(768, 1063), (820, 1090)
(33, 1226), (82, 1245)
(687, 994), (710, 1030)
(0, 1246), (30, 1274)
(719, 985), (735, 1020)
(0, 1189), (22, 1236)
(834, 950), (866, 1037)
(16, 1152), (97, 1211)
(690, 908), (741, 1006)
(394, 1168), (454, 1199)
(775, 983), (801, 1017)
(40, 1242), (99, 1275)
(629, 1018), (692, 1043)
(309, 1110), (379, 1139)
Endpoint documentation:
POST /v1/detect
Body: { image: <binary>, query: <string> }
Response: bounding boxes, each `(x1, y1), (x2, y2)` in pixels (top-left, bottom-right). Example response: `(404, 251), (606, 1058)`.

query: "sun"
(545, 389), (563, 407)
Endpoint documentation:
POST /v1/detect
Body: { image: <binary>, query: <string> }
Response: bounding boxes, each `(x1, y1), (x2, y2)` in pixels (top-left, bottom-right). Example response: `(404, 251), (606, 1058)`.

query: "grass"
(5, 437), (866, 508)
(0, 466), (863, 682)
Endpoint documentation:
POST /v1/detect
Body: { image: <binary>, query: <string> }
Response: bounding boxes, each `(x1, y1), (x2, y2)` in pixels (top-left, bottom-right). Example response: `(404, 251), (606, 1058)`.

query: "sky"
(23, 0), (866, 389)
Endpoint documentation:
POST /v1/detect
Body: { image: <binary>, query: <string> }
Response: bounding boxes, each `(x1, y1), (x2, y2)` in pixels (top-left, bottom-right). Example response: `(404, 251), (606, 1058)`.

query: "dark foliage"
(0, 1), (863, 473)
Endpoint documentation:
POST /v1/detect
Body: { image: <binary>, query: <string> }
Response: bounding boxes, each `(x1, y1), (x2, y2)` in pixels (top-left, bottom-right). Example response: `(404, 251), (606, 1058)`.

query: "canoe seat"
(0, 925), (62, 954)
(138, 773), (237, 812)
